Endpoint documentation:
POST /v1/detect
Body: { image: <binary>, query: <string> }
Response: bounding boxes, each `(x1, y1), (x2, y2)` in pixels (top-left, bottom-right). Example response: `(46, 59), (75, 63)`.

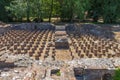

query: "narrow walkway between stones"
(55, 25), (72, 61)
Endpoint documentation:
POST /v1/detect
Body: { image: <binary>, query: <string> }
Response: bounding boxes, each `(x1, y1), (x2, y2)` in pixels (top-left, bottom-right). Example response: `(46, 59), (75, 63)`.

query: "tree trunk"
(93, 16), (98, 22)
(49, 0), (53, 22)
(27, 0), (30, 22)
(70, 0), (74, 23)
(37, 0), (41, 21)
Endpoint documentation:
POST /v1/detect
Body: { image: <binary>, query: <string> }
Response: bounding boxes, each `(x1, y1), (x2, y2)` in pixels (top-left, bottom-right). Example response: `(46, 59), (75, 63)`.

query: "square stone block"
(55, 37), (69, 49)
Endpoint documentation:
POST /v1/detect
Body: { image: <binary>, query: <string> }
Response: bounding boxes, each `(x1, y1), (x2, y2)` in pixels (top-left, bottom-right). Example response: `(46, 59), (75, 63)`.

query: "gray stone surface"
(0, 51), (120, 80)
(11, 23), (55, 30)
(0, 23), (120, 80)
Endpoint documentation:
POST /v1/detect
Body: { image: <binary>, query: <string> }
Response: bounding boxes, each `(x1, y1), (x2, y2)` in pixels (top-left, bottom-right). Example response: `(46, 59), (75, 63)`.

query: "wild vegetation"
(0, 0), (120, 23)
(113, 68), (120, 80)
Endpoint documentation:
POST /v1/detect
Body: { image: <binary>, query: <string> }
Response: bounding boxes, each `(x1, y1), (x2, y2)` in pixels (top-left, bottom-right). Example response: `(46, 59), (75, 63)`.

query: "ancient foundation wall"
(85, 69), (114, 80)
(0, 23), (55, 36)
(0, 26), (11, 35)
(11, 23), (55, 30)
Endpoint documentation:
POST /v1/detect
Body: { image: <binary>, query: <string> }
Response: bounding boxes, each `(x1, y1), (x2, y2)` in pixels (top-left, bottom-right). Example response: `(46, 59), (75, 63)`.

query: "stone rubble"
(11, 23), (55, 30)
(0, 52), (120, 80)
(0, 23), (120, 80)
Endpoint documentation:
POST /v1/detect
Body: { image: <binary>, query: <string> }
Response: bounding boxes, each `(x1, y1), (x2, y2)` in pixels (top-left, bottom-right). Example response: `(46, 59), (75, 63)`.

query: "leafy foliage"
(56, 71), (61, 76)
(0, 0), (120, 23)
(113, 68), (120, 80)
(102, 0), (120, 23)
(89, 0), (103, 22)
(60, 0), (90, 21)
(0, 0), (12, 22)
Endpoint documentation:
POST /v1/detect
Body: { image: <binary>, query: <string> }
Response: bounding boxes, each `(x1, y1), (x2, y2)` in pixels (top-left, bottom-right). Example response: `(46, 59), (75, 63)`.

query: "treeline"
(0, 0), (120, 23)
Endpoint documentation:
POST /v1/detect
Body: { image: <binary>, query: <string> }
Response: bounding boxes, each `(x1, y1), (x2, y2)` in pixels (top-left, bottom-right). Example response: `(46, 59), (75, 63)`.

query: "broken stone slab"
(111, 58), (120, 67)
(55, 31), (67, 36)
(0, 61), (15, 68)
(12, 23), (55, 30)
(43, 77), (54, 80)
(67, 59), (115, 69)
(55, 38), (69, 49)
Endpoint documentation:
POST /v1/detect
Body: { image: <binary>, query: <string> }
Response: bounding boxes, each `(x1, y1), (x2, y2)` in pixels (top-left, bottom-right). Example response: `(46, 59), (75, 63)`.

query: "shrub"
(113, 68), (120, 80)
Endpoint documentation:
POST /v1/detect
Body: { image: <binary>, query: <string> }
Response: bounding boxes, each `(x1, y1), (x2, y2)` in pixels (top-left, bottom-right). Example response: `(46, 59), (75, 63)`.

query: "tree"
(60, 0), (90, 22)
(75, 0), (90, 20)
(0, 0), (12, 22)
(31, 0), (42, 20)
(6, 0), (30, 22)
(103, 0), (120, 23)
(60, 0), (74, 22)
(3, 0), (120, 23)
(89, 0), (120, 23)
(26, 0), (30, 22)
(89, 0), (103, 22)
(49, 0), (53, 22)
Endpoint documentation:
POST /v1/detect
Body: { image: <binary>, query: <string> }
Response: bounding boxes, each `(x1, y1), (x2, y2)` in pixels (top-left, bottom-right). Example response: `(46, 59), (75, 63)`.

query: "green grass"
(56, 71), (61, 76)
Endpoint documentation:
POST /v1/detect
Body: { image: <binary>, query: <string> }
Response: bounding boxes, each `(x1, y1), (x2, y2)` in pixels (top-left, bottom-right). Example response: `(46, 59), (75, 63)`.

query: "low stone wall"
(55, 40), (69, 49)
(66, 24), (114, 39)
(0, 26), (11, 35)
(74, 68), (114, 80)
(11, 23), (55, 30)
(0, 23), (55, 36)
(84, 69), (114, 80)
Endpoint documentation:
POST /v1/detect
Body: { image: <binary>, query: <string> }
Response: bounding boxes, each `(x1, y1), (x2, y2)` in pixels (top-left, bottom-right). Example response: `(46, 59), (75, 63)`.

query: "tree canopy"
(0, 0), (120, 23)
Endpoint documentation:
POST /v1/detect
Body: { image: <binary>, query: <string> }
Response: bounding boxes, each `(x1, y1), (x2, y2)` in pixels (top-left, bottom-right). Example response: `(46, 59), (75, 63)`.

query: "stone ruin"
(55, 31), (69, 49)
(55, 38), (69, 49)
(11, 23), (55, 30)
(66, 24), (120, 58)
(0, 23), (120, 80)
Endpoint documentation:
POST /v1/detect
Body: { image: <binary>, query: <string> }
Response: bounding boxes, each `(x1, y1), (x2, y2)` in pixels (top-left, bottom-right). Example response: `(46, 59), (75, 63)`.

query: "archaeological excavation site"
(1, 0), (120, 80)
(0, 22), (120, 80)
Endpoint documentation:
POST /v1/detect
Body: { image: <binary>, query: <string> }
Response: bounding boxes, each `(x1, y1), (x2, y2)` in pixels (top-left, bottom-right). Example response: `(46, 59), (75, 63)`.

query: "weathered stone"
(55, 38), (69, 49)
